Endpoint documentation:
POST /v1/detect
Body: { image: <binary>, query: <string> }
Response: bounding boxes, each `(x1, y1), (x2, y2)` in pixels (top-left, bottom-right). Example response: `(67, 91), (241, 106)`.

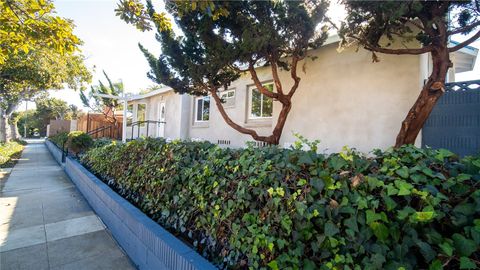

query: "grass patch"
(0, 140), (26, 168)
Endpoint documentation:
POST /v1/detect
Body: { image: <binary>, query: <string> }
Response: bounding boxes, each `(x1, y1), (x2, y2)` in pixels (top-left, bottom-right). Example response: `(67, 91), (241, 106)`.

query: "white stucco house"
(124, 37), (478, 153)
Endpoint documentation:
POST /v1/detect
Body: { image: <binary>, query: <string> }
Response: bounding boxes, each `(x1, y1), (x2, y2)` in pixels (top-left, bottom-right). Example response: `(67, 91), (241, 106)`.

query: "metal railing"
(130, 120), (166, 140)
(445, 79), (480, 92)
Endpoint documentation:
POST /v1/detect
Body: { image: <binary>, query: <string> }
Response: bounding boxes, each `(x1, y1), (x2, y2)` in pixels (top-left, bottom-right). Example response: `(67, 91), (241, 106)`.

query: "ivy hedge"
(49, 131), (93, 155)
(48, 132), (68, 149)
(81, 138), (480, 270)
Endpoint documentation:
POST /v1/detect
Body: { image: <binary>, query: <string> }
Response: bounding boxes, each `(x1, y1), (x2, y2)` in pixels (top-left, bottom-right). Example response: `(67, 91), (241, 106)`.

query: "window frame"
(219, 89), (236, 108)
(136, 103), (147, 127)
(194, 96), (210, 123)
(248, 83), (274, 120)
(126, 104), (134, 126)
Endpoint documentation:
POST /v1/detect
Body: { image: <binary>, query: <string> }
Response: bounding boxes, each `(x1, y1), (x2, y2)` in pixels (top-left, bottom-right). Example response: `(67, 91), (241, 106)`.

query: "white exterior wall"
(127, 91), (188, 140)
(128, 43), (428, 153)
(188, 67), (273, 146)
(188, 44), (423, 152)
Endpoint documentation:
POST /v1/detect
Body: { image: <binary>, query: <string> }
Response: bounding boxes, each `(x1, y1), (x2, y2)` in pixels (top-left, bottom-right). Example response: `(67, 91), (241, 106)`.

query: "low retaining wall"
(45, 140), (63, 165)
(45, 141), (216, 270)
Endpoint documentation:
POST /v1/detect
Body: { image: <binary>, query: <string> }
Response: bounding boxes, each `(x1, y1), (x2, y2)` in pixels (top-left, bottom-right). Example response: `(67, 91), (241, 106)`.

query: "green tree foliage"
(138, 84), (163, 95)
(26, 96), (74, 136)
(0, 48), (91, 111)
(339, 1), (480, 147)
(0, 0), (81, 64)
(118, 0), (329, 145)
(80, 71), (123, 124)
(82, 138), (480, 269)
(16, 109), (37, 137)
(0, 0), (90, 142)
(115, 0), (228, 31)
(69, 104), (81, 119)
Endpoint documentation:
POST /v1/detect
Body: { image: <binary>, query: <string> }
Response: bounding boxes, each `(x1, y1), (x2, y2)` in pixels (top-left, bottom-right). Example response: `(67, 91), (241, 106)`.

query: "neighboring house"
(126, 37), (478, 153)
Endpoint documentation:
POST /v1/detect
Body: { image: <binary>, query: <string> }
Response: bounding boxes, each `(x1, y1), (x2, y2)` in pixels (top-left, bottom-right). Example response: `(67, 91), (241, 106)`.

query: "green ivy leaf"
(397, 207), (415, 220)
(267, 260), (279, 270)
(439, 241), (454, 256)
(369, 221), (389, 241)
(396, 166), (409, 178)
(365, 210), (374, 224)
(303, 259), (316, 270)
(310, 177), (324, 192)
(416, 240), (435, 262)
(472, 159), (480, 168)
(459, 257), (477, 269)
(428, 259), (443, 270)
(413, 211), (436, 222)
(395, 180), (413, 196)
(453, 234), (477, 257)
(435, 149), (455, 160)
(386, 184), (399, 196)
(344, 215), (359, 232)
(384, 196), (398, 211)
(324, 221), (339, 237)
(298, 153), (314, 165)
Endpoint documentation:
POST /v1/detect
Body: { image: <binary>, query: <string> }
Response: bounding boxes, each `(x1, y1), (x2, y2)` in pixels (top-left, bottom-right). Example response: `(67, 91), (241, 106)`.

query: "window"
(195, 96), (210, 122)
(249, 83), (273, 119)
(137, 103), (146, 127)
(126, 104), (133, 126)
(220, 89), (235, 107)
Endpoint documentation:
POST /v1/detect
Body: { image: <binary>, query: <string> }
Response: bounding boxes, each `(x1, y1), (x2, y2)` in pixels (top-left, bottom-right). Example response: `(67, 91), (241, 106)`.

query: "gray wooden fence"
(422, 79), (480, 156)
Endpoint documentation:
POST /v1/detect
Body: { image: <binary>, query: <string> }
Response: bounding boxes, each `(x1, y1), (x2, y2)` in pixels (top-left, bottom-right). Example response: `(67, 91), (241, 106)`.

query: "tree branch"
(448, 20), (480, 35)
(248, 62), (279, 99)
(270, 59), (284, 95)
(287, 55), (301, 97)
(348, 35), (433, 55)
(209, 88), (271, 142)
(364, 43), (433, 55)
(448, 29), (480, 52)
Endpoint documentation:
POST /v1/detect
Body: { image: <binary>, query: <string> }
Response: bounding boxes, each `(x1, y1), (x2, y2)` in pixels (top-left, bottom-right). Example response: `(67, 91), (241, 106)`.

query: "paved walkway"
(0, 139), (135, 270)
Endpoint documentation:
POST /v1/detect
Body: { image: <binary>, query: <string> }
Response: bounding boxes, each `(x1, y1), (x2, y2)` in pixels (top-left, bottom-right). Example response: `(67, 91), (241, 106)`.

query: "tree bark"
(9, 120), (19, 140)
(394, 48), (451, 147)
(0, 109), (9, 143)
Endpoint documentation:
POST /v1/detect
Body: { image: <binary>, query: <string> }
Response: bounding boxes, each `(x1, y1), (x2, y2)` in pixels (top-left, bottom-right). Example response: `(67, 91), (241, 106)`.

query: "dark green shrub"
(92, 137), (115, 148)
(48, 132), (68, 149)
(66, 131), (93, 155)
(82, 138), (480, 269)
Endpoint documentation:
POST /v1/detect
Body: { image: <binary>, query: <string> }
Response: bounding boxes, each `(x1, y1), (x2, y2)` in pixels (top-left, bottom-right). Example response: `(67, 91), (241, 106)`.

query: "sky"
(19, 0), (480, 111)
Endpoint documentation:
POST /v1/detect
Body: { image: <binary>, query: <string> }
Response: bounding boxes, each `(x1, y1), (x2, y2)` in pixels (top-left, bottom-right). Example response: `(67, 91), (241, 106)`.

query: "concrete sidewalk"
(0, 139), (135, 270)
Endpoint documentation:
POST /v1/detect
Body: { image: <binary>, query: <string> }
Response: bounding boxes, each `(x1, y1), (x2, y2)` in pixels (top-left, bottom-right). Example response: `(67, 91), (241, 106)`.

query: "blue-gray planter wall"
(45, 140), (63, 165)
(45, 141), (217, 270)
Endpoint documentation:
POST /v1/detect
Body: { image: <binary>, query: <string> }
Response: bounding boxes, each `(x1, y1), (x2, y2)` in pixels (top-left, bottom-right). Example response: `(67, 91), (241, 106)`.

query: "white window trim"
(126, 104), (134, 127)
(136, 103), (147, 127)
(219, 89), (236, 108)
(194, 96), (210, 123)
(248, 83), (274, 120)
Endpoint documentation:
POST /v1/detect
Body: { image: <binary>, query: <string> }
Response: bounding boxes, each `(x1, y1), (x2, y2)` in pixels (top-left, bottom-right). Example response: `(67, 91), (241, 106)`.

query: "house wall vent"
(217, 139), (231, 145)
(248, 141), (271, 148)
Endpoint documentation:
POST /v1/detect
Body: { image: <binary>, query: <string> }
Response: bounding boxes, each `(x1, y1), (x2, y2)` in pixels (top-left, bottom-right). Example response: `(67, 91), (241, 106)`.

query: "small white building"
(125, 38), (478, 153)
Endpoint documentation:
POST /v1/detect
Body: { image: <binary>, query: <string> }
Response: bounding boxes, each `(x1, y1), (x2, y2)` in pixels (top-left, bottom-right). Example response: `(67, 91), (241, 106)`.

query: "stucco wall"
(131, 43), (424, 153)
(188, 67), (274, 147)
(278, 43), (422, 152)
(188, 43), (422, 152)
(127, 91), (186, 140)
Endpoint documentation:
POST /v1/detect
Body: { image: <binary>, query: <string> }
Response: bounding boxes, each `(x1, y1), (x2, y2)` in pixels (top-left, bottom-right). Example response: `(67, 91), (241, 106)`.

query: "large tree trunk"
(395, 48), (451, 147)
(9, 120), (19, 140)
(0, 109), (9, 143)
